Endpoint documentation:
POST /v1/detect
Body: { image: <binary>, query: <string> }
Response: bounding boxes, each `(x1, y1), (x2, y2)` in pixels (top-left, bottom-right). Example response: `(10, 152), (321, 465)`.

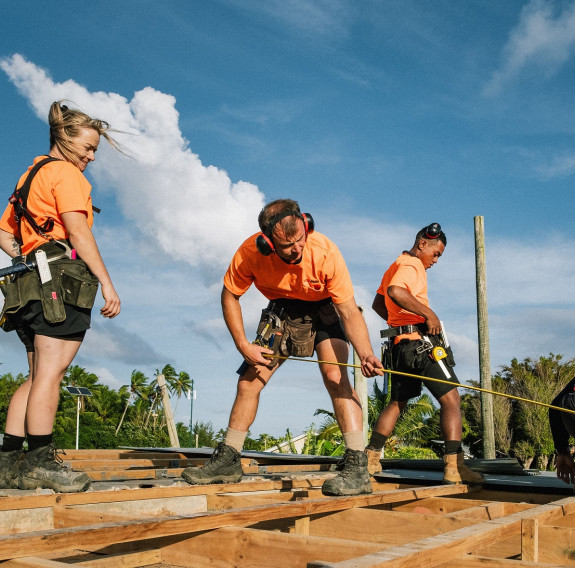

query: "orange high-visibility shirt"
(224, 231), (354, 304)
(0, 156), (93, 255)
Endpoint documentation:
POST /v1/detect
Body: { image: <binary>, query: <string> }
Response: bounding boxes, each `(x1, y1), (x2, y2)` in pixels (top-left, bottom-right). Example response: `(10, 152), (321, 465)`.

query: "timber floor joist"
(1, 449), (575, 567)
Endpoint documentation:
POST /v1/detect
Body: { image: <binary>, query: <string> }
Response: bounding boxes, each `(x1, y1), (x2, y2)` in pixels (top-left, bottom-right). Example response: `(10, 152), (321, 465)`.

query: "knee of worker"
(438, 387), (461, 409)
(322, 369), (354, 398)
(236, 374), (268, 398)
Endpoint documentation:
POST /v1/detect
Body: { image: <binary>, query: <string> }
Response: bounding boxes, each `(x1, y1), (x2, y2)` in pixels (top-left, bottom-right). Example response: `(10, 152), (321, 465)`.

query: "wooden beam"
(521, 518), (538, 562)
(442, 555), (571, 568)
(162, 526), (387, 568)
(307, 499), (574, 568)
(0, 485), (467, 560)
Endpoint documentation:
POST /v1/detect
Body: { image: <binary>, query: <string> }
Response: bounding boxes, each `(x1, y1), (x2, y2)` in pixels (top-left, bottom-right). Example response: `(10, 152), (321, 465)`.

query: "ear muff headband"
(425, 222), (442, 239)
(255, 211), (315, 255)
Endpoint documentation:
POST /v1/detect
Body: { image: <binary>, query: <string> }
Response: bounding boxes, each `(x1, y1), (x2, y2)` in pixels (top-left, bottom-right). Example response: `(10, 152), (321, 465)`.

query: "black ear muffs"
(301, 212), (314, 234)
(255, 232), (276, 256)
(425, 222), (441, 239)
(255, 211), (315, 255)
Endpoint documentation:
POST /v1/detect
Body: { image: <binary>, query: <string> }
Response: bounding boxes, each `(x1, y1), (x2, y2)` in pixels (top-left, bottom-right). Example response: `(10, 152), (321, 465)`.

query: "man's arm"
(334, 297), (383, 377)
(221, 285), (272, 366)
(387, 285), (441, 335)
(372, 292), (388, 320)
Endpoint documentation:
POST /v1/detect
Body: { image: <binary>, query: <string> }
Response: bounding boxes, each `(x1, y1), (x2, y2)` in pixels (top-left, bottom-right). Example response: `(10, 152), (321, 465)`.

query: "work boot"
(181, 442), (243, 485)
(18, 445), (91, 493)
(443, 452), (485, 485)
(365, 447), (382, 476)
(322, 449), (373, 496)
(0, 449), (22, 489)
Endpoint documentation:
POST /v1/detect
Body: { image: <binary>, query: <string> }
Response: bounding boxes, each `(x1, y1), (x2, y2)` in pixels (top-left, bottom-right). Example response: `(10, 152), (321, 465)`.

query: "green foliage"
(461, 354), (575, 470)
(1, 361), (194, 450)
(384, 446), (438, 460)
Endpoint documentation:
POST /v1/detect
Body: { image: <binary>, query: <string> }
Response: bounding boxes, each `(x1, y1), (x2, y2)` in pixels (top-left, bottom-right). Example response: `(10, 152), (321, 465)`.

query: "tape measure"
(432, 346), (447, 362)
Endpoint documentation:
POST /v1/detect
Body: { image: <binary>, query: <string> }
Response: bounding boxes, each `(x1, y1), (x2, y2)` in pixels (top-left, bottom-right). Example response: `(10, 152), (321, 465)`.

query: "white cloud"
(0, 54), (266, 282)
(536, 154), (575, 179)
(483, 0), (575, 96)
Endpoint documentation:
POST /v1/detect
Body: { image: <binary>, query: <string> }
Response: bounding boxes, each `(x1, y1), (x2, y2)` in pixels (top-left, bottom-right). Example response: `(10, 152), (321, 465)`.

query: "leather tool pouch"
(280, 314), (316, 358)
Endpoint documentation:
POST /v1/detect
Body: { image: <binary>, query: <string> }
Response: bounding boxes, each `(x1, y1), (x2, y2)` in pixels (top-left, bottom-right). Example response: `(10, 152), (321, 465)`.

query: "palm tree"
(170, 371), (192, 416)
(116, 370), (149, 434)
(91, 385), (121, 424)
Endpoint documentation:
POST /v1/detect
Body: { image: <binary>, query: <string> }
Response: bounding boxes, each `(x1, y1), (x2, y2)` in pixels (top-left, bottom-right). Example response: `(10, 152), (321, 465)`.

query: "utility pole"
(157, 374), (180, 448)
(188, 379), (194, 448)
(353, 306), (369, 447)
(474, 216), (495, 459)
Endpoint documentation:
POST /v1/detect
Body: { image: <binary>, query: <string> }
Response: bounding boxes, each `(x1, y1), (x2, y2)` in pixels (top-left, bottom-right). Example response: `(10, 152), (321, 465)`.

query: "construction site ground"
(1, 447), (574, 568)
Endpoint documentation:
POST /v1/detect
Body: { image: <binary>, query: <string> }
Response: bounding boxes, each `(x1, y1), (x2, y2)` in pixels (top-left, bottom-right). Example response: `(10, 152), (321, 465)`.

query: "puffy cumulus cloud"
(0, 54), (265, 282)
(483, 0), (575, 96)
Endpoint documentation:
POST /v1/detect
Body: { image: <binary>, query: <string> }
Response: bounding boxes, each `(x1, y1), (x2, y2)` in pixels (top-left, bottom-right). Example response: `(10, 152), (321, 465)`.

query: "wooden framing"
(1, 449), (575, 567)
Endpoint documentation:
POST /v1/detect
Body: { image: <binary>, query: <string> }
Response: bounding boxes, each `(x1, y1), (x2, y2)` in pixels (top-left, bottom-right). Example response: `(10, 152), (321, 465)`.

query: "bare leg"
(26, 335), (82, 435)
(372, 400), (407, 437)
(437, 388), (462, 441)
(4, 351), (35, 437)
(228, 362), (281, 431)
(316, 338), (363, 433)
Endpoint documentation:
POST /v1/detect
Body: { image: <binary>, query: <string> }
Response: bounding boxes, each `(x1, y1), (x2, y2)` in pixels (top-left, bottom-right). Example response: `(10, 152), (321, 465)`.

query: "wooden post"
(474, 216), (495, 459)
(156, 374), (180, 448)
(353, 307), (369, 447)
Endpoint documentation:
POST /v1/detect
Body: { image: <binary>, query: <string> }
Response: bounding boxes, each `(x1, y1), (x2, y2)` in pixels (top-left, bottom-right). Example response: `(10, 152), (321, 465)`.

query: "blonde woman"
(0, 101), (121, 492)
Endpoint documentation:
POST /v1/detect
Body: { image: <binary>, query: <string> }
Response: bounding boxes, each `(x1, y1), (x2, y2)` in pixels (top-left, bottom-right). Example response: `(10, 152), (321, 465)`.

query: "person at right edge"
(365, 223), (484, 485)
(549, 378), (575, 486)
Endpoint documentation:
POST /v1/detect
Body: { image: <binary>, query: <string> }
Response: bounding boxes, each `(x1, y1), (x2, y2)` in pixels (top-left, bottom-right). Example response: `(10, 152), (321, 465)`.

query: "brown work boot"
(322, 449), (372, 496)
(0, 449), (22, 489)
(443, 452), (485, 485)
(181, 442), (243, 485)
(19, 445), (91, 493)
(365, 447), (382, 476)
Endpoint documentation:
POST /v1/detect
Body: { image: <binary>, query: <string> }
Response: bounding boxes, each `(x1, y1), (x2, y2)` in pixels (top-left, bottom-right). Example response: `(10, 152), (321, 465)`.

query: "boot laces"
(336, 450), (361, 477)
(42, 446), (68, 471)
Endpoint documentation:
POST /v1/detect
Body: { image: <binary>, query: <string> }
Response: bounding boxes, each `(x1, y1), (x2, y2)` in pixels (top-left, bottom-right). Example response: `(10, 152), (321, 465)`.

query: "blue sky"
(1, 1), (575, 439)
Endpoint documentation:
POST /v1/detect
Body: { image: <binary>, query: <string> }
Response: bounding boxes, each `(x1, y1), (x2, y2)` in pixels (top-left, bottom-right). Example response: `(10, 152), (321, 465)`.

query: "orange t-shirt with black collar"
(377, 252), (428, 341)
(0, 156), (94, 255)
(224, 231), (354, 304)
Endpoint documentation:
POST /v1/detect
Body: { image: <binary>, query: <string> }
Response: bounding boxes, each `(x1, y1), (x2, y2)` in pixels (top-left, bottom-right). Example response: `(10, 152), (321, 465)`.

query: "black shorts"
(270, 297), (347, 347)
(11, 300), (90, 351)
(390, 339), (459, 402)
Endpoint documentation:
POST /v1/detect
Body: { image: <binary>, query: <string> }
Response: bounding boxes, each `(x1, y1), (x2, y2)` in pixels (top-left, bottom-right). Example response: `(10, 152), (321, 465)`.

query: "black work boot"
(18, 445), (91, 493)
(0, 449), (22, 489)
(181, 442), (243, 485)
(322, 449), (373, 496)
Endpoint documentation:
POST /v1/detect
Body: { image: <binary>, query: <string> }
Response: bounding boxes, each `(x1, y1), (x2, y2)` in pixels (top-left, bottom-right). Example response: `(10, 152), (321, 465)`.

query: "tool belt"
(0, 240), (99, 330)
(380, 324), (427, 338)
(256, 298), (339, 361)
(392, 334), (456, 372)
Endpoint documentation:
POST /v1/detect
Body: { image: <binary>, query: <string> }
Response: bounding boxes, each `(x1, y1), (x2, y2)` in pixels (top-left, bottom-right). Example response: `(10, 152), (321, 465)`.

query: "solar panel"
(64, 386), (93, 396)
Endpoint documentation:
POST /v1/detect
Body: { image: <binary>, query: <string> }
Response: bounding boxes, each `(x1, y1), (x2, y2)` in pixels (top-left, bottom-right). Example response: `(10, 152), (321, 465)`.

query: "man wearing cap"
(182, 198), (383, 496)
(365, 223), (484, 485)
(549, 378), (575, 485)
